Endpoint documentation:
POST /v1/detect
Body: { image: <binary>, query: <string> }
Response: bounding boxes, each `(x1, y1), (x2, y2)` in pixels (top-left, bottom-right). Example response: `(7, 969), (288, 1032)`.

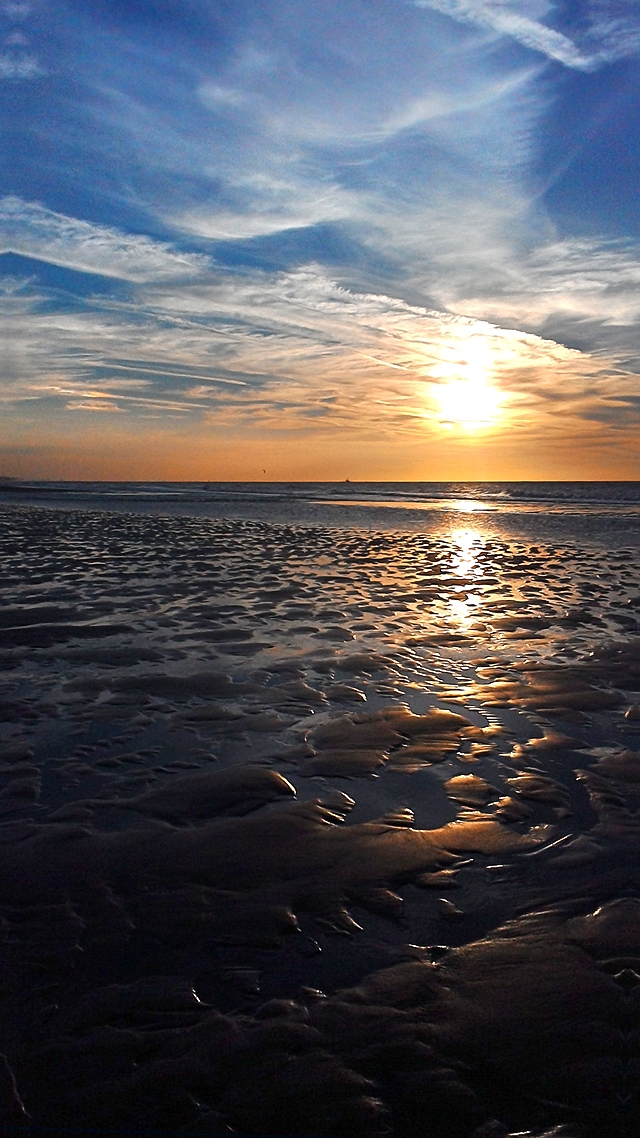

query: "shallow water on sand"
(1, 502), (640, 1136)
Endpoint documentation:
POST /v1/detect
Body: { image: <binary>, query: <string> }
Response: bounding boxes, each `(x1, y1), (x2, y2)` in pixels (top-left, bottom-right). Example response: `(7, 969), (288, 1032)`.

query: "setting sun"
(427, 333), (503, 430)
(434, 378), (502, 428)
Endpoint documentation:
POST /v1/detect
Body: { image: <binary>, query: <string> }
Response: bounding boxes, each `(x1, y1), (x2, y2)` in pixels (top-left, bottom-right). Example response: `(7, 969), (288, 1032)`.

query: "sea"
(2, 477), (640, 544)
(0, 481), (639, 1136)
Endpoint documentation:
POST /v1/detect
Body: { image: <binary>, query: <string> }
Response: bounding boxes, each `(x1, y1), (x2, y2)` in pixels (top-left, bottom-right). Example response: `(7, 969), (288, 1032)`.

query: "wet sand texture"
(1, 505), (640, 1136)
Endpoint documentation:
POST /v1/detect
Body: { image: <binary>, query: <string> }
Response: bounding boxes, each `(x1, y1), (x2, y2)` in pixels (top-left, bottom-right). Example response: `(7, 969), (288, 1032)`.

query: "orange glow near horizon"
(5, 253), (640, 481)
(2, 418), (640, 482)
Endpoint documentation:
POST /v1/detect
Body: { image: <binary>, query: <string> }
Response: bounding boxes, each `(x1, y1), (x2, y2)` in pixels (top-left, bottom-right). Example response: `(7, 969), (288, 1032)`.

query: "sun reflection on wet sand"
(312, 497), (497, 512)
(451, 527), (485, 575)
(446, 527), (487, 626)
(451, 498), (493, 513)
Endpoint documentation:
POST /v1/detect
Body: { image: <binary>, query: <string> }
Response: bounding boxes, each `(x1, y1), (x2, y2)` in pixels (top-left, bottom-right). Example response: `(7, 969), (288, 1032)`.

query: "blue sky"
(2, 0), (640, 479)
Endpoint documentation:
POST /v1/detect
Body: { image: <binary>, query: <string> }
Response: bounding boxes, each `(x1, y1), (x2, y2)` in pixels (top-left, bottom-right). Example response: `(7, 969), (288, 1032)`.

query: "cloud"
(5, 186), (640, 438)
(414, 0), (640, 70)
(56, 1), (549, 301)
(198, 83), (247, 109)
(415, 0), (594, 69)
(175, 182), (356, 241)
(66, 400), (124, 413)
(0, 198), (210, 281)
(449, 236), (640, 341)
(164, 12), (551, 314)
(89, 362), (247, 386)
(0, 51), (40, 77)
(381, 65), (538, 132)
(3, 216), (638, 445)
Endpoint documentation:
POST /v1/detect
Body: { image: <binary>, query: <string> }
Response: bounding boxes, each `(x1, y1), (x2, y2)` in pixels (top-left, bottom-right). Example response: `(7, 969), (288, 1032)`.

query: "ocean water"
(2, 478), (640, 544)
(0, 483), (639, 1135)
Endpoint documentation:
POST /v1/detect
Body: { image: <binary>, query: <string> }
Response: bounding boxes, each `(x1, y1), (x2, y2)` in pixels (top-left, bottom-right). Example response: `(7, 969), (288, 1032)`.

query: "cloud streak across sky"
(2, 0), (640, 478)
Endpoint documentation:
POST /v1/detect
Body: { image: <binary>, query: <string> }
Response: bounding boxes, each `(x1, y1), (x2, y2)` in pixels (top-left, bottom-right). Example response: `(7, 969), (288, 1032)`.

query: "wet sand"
(1, 504), (639, 1136)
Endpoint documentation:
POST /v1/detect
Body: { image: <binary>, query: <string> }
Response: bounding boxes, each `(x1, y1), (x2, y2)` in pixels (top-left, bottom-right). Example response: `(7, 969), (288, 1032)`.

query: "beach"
(1, 483), (640, 1136)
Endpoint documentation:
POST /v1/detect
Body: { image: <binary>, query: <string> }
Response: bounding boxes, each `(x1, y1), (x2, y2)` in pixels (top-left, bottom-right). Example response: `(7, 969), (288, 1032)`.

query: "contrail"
(89, 362), (248, 385)
(358, 353), (411, 371)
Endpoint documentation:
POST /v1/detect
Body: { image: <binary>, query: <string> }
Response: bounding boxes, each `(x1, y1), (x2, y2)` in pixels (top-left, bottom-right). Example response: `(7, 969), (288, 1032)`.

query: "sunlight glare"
(429, 334), (502, 429)
(452, 527), (483, 577)
(453, 499), (491, 513)
(436, 379), (501, 428)
(447, 527), (486, 626)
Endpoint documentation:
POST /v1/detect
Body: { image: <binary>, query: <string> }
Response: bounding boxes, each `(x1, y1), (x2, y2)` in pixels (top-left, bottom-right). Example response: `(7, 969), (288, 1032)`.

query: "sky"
(2, 0), (640, 481)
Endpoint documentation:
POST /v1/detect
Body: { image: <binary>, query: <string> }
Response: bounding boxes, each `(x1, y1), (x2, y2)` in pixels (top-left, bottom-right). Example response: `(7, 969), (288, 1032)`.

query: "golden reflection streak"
(448, 527), (487, 627)
(451, 499), (493, 514)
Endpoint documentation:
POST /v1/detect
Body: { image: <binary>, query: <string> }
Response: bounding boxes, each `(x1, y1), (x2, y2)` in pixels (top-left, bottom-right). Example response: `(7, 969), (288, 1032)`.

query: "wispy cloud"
(0, 50), (40, 77)
(176, 183), (356, 241)
(414, 0), (640, 70)
(89, 362), (247, 386)
(0, 0), (42, 79)
(65, 400), (124, 413)
(451, 236), (640, 342)
(415, 0), (594, 70)
(3, 206), (639, 452)
(0, 198), (209, 281)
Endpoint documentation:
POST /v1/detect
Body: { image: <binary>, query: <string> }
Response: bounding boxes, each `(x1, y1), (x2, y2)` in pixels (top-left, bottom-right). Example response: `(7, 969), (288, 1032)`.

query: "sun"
(435, 378), (501, 428)
(428, 333), (503, 429)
